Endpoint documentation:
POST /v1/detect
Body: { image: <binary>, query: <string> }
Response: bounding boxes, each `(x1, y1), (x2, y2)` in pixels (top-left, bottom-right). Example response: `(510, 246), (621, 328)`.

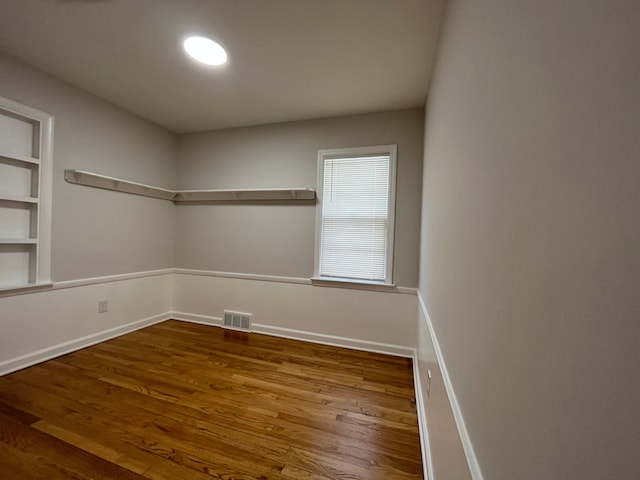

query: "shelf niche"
(0, 96), (53, 291)
(64, 169), (316, 203)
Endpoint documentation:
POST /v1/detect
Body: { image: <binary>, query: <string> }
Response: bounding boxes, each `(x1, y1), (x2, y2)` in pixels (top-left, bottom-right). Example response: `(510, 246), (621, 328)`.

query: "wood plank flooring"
(0, 320), (423, 479)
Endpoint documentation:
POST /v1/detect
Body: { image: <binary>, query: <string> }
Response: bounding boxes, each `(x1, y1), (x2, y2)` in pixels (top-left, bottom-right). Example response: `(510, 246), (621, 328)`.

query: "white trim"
(52, 268), (174, 290)
(0, 268), (416, 298)
(417, 293), (484, 480)
(0, 282), (53, 297)
(175, 268), (417, 295)
(36, 108), (54, 284)
(171, 311), (223, 327)
(312, 277), (395, 292)
(0, 95), (54, 126)
(413, 350), (434, 480)
(174, 268), (310, 285)
(251, 322), (414, 358)
(0, 312), (171, 376)
(391, 286), (416, 295)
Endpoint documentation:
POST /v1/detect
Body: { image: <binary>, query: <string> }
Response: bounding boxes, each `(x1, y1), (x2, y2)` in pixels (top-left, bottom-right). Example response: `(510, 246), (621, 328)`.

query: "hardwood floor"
(0, 320), (423, 479)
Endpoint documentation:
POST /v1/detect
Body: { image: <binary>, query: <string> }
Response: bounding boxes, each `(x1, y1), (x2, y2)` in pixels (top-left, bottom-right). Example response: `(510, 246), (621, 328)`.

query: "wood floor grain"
(0, 320), (423, 479)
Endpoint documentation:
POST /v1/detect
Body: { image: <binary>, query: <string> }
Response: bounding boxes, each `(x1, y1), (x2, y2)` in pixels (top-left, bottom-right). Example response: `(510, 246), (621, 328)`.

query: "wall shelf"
(0, 238), (37, 245)
(173, 188), (315, 202)
(64, 169), (315, 203)
(64, 170), (175, 201)
(0, 194), (39, 204)
(0, 152), (40, 165)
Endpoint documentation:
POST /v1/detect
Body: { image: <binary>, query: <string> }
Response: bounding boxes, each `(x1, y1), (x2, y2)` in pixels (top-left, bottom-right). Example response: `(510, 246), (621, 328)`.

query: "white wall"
(415, 304), (471, 480)
(0, 52), (177, 281)
(0, 53), (178, 369)
(0, 273), (173, 375)
(172, 111), (425, 357)
(173, 272), (417, 352)
(176, 109), (424, 287)
(418, 1), (640, 479)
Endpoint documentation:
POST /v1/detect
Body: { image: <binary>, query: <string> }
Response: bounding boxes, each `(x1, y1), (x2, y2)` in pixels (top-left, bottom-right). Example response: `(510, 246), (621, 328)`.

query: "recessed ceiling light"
(183, 36), (228, 66)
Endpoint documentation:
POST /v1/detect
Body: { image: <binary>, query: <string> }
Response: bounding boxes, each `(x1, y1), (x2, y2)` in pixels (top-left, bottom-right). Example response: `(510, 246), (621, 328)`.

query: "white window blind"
(316, 146), (396, 284)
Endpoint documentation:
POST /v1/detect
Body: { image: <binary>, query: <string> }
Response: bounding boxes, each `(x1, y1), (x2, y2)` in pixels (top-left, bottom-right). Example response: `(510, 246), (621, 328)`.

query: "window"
(314, 145), (397, 286)
(0, 95), (53, 291)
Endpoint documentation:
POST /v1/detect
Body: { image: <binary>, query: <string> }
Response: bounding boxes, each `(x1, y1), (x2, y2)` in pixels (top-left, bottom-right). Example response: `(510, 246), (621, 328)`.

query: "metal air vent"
(223, 310), (252, 331)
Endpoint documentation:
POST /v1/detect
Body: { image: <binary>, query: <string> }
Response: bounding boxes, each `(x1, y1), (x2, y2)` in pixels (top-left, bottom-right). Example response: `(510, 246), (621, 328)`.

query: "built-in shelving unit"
(0, 95), (54, 290)
(64, 169), (315, 203)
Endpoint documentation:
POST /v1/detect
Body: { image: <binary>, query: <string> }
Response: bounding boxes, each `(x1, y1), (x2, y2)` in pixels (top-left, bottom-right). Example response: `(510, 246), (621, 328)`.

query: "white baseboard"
(0, 311), (172, 376)
(171, 311), (223, 327)
(417, 293), (484, 480)
(170, 310), (414, 358)
(413, 353), (434, 480)
(251, 322), (415, 358)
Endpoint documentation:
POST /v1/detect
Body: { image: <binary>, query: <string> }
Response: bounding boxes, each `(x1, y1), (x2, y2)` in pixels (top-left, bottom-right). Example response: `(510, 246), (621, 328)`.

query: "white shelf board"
(173, 188), (315, 202)
(0, 152), (40, 165)
(0, 194), (39, 204)
(65, 169), (316, 203)
(0, 238), (37, 244)
(64, 170), (175, 201)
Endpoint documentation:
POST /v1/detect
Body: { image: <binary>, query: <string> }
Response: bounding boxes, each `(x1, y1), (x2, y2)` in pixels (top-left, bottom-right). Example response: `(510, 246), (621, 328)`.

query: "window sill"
(310, 277), (396, 292)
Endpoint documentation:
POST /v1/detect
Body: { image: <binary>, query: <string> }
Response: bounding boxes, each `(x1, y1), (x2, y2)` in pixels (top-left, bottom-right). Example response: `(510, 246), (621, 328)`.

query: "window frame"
(313, 144), (397, 287)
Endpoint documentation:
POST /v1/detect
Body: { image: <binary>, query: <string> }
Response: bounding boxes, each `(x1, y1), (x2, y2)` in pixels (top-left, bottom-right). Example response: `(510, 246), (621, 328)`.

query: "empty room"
(0, 1), (637, 479)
